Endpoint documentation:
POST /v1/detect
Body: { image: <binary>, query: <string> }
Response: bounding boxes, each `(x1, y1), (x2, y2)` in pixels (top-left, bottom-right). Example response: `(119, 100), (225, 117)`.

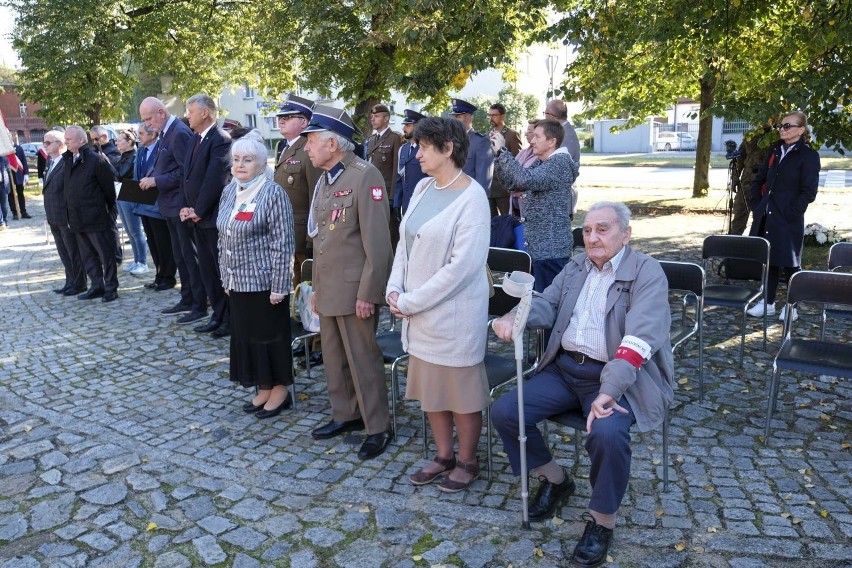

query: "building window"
(19, 103), (27, 117)
(243, 83), (255, 99)
(722, 119), (749, 134)
(265, 116), (278, 130)
(245, 114), (256, 128)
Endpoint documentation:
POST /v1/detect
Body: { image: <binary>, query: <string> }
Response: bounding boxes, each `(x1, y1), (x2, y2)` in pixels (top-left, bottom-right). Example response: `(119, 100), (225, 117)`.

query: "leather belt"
(561, 348), (606, 366)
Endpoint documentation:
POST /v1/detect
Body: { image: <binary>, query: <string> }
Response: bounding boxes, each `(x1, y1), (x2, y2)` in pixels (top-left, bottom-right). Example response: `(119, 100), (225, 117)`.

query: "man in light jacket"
(491, 201), (673, 568)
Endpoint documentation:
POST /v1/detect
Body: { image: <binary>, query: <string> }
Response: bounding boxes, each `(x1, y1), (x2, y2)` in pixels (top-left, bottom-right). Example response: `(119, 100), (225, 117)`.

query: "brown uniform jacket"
(365, 129), (402, 205)
(312, 152), (392, 316)
(274, 137), (321, 254)
(488, 126), (522, 199)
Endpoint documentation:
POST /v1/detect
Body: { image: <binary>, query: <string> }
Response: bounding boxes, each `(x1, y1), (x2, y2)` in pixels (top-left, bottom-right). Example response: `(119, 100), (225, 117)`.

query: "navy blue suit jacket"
(463, 129), (493, 192)
(182, 126), (232, 229)
(394, 142), (427, 212)
(152, 117), (193, 217)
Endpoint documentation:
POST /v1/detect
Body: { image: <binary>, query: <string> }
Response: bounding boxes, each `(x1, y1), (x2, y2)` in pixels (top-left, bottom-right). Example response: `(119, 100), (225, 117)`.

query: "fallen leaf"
(674, 541), (686, 551)
(201, 428), (210, 434)
(23, 424), (32, 432)
(606, 555), (614, 563)
(781, 512), (791, 518)
(358, 506), (370, 513)
(497, 451), (507, 458)
(656, 509), (665, 517)
(652, 459), (661, 465)
(808, 500), (816, 506)
(562, 436), (573, 443)
(842, 443), (851, 450)
(533, 547), (544, 558)
(805, 484), (815, 488)
(791, 517), (802, 524)
(722, 409), (730, 415)
(146, 522), (158, 531)
(683, 386), (693, 391)
(819, 413), (831, 421)
(298, 393), (309, 401)
(693, 546), (705, 553)
(677, 378), (688, 385)
(820, 510), (829, 518)
(411, 555), (422, 562)
(829, 425), (838, 430)
(324, 448), (336, 454)
(552, 517), (564, 526)
(704, 485), (715, 492)
(707, 526), (717, 533)
(740, 389), (749, 394)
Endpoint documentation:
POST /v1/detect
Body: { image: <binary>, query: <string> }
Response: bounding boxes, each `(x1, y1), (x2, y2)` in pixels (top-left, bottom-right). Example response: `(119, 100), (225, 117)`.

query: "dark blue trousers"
(166, 216), (206, 314)
(531, 257), (569, 292)
(492, 352), (634, 514)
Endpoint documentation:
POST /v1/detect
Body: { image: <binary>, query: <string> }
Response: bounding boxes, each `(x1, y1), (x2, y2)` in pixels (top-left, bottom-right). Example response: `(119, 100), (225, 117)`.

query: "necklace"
(434, 169), (463, 190)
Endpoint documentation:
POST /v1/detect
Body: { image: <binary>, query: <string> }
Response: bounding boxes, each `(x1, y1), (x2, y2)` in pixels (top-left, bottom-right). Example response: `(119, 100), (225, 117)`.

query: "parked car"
(655, 132), (697, 151)
(20, 142), (44, 171)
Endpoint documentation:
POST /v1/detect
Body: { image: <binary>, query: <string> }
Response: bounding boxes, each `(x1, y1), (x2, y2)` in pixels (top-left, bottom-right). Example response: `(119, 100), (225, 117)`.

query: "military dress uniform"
(365, 105), (402, 249)
(450, 99), (494, 197)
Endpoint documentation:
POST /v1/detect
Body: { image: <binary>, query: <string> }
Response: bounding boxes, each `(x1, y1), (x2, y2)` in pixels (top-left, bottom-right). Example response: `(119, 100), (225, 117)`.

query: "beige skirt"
(406, 356), (491, 414)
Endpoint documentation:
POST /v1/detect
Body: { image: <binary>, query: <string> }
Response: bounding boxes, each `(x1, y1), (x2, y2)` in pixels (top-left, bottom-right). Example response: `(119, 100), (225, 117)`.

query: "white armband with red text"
(614, 335), (652, 368)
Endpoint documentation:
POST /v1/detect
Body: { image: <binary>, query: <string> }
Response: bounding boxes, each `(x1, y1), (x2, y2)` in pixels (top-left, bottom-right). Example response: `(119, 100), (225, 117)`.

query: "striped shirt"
(561, 246), (627, 362)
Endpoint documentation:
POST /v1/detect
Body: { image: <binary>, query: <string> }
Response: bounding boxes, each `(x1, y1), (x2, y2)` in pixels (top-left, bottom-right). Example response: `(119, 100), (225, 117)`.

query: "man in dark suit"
(8, 136), (30, 219)
(449, 98), (493, 194)
(393, 109), (427, 219)
(42, 129), (86, 295)
(273, 93), (320, 288)
(487, 103), (522, 217)
(62, 125), (119, 302)
(139, 96), (207, 324)
(365, 104), (402, 248)
(180, 94), (232, 338)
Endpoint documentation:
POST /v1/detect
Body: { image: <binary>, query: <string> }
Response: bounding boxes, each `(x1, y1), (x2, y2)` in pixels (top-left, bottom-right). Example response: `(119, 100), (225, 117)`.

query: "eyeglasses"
(776, 123), (803, 131)
(487, 113), (503, 118)
(543, 111), (556, 118)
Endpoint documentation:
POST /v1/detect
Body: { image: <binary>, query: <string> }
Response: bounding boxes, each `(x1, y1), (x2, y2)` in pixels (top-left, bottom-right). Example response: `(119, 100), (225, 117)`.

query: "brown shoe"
(410, 456), (456, 486)
(437, 460), (480, 493)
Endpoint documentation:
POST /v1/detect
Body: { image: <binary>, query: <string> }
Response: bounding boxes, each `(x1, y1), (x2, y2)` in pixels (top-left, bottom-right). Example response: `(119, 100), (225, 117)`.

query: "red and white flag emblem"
(371, 186), (383, 201)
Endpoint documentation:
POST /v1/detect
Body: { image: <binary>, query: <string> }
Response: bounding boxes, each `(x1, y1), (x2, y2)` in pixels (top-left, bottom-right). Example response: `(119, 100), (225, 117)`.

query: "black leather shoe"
(63, 286), (86, 296)
(242, 400), (264, 413)
(102, 291), (119, 303)
(144, 282), (157, 289)
(255, 393), (292, 419)
(77, 287), (105, 300)
(154, 282), (176, 291)
(21, 212), (32, 219)
(54, 285), (70, 294)
(570, 513), (614, 567)
(357, 430), (393, 460)
(528, 470), (575, 521)
(194, 319), (220, 333)
(161, 303), (191, 315)
(177, 311), (207, 325)
(211, 324), (230, 338)
(311, 418), (365, 440)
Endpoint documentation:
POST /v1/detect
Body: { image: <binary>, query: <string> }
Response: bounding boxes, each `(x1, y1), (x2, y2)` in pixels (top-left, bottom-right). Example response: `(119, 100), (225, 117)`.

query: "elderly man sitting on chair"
(491, 201), (674, 568)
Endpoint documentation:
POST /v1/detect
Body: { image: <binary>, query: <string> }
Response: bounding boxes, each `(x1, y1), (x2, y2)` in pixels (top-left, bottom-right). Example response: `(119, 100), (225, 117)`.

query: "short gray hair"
(45, 129), (65, 144)
(231, 137), (268, 176)
(66, 125), (88, 144)
(186, 94), (217, 116)
(90, 125), (109, 137)
(139, 123), (158, 135)
(587, 201), (631, 231)
(316, 130), (355, 153)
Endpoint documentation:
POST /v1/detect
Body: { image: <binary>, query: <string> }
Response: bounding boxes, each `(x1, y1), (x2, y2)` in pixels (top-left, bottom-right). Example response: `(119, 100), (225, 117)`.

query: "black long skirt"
(229, 291), (293, 389)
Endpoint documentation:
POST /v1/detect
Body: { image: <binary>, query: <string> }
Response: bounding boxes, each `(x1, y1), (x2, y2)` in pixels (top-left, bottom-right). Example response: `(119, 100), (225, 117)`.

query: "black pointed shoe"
(77, 287), (105, 300)
(528, 469), (575, 521)
(357, 430), (393, 460)
(311, 418), (365, 440)
(570, 513), (614, 567)
(255, 393), (293, 419)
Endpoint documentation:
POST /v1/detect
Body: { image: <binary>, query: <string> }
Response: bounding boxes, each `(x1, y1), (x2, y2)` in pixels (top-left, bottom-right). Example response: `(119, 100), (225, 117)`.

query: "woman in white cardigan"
(386, 117), (491, 492)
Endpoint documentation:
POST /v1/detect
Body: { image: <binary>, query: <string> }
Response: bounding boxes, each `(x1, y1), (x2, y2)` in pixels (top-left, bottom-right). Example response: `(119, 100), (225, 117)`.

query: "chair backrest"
(659, 260), (705, 298)
(487, 247), (532, 317)
(572, 227), (585, 251)
(302, 259), (313, 282)
(702, 234), (770, 282)
(828, 242), (852, 271)
(787, 270), (852, 307)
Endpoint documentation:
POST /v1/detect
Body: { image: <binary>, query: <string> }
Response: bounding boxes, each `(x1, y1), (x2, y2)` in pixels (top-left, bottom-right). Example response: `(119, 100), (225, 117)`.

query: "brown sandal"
(410, 456), (457, 486)
(437, 460), (480, 493)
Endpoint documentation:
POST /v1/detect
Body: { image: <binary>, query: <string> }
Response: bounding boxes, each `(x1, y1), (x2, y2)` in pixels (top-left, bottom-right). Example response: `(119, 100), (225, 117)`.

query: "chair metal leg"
(820, 312), (826, 341)
(739, 308), (748, 367)
(573, 429), (581, 461)
(764, 367), (783, 442)
(486, 406), (493, 481)
(389, 361), (399, 434)
(762, 301), (768, 352)
(698, 314), (705, 405)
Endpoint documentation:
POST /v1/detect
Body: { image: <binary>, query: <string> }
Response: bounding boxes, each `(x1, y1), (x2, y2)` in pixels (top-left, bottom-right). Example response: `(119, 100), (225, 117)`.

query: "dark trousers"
(532, 257), (569, 293)
(75, 229), (119, 293)
(195, 225), (228, 325)
(166, 216), (206, 313)
(767, 265), (800, 304)
(488, 196), (510, 218)
(8, 183), (26, 216)
(49, 223), (86, 289)
(110, 205), (122, 262)
(140, 216), (177, 286)
(492, 353), (634, 515)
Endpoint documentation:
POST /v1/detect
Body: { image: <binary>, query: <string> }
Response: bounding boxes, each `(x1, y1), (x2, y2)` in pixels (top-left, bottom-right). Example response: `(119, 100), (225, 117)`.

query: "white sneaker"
(122, 261), (136, 272)
(747, 300), (775, 317)
(130, 263), (150, 276)
(778, 305), (798, 322)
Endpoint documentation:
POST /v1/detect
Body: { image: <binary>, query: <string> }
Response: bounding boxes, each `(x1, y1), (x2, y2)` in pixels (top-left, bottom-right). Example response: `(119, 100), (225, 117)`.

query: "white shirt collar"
(375, 127), (389, 138)
(286, 136), (301, 146)
(585, 245), (627, 273)
(162, 114), (176, 137)
(197, 122), (215, 140)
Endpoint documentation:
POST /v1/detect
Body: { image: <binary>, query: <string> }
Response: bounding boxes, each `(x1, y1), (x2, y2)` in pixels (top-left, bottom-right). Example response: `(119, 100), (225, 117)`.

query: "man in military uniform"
(449, 98), (493, 195)
(274, 94), (321, 285)
(393, 109), (427, 220)
(365, 104), (402, 248)
(487, 103), (522, 217)
(302, 105), (394, 461)
(731, 125), (772, 235)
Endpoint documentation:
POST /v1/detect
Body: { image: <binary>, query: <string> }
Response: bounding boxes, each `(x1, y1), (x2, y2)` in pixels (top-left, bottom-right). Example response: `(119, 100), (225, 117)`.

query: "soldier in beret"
(393, 109), (428, 220)
(365, 104), (403, 248)
(449, 98), (493, 197)
(274, 94), (321, 286)
(302, 105), (394, 460)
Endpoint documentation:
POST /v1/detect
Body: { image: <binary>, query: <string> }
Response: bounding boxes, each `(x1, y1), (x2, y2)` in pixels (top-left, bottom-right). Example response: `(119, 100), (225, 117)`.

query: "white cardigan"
(386, 177), (491, 367)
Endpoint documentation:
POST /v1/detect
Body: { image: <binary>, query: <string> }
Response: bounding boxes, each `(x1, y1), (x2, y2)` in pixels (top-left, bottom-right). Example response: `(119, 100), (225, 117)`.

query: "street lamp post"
(544, 55), (558, 101)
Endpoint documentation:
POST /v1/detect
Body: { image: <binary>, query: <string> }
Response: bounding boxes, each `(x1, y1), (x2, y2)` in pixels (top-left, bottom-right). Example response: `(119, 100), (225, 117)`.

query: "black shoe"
(242, 400), (264, 413)
(211, 324), (230, 338)
(12, 214), (19, 221)
(54, 285), (70, 294)
(102, 291), (119, 303)
(298, 351), (323, 369)
(21, 212), (32, 219)
(193, 319), (220, 333)
(177, 311), (207, 325)
(528, 470), (576, 521)
(357, 430), (393, 460)
(161, 303), (191, 315)
(311, 418), (365, 440)
(570, 513), (614, 567)
(144, 282), (157, 289)
(77, 287), (105, 300)
(154, 282), (176, 291)
(63, 286), (86, 296)
(255, 393), (292, 419)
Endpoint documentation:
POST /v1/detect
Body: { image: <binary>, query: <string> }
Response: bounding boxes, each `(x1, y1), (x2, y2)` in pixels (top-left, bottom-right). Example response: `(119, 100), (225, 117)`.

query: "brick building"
(0, 82), (47, 142)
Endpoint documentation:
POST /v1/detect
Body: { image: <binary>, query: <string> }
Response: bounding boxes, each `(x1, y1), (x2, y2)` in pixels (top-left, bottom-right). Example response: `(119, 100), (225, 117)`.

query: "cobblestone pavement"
(1, 190), (850, 568)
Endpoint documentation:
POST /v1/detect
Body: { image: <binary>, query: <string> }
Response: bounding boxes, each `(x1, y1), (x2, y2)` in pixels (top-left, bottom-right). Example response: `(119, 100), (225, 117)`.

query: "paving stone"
(197, 515), (236, 535)
(0, 513), (28, 541)
(174, 527), (205, 544)
(193, 534), (228, 565)
(79, 482), (127, 506)
(706, 536), (802, 557)
(228, 497), (269, 521)
(220, 526), (267, 550)
(0, 556), (40, 568)
(101, 453), (141, 475)
(38, 542), (79, 557)
(728, 558), (776, 568)
(78, 531), (117, 552)
(7, 440), (54, 459)
(640, 551), (688, 568)
(126, 472), (160, 491)
(457, 542), (498, 568)
(40, 469), (62, 485)
(304, 526), (345, 548)
(288, 549), (318, 568)
(503, 538), (534, 564)
(333, 538), (389, 568)
(147, 534), (171, 553)
(264, 513), (301, 537)
(40, 450), (69, 468)
(54, 524), (87, 540)
(30, 492), (75, 530)
(153, 551), (191, 568)
(232, 553), (261, 568)
(261, 541), (293, 561)
(375, 507), (413, 529)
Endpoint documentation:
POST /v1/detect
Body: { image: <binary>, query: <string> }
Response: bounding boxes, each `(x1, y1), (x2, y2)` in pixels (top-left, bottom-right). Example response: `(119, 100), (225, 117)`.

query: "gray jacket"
(493, 147), (579, 261)
(527, 246), (674, 432)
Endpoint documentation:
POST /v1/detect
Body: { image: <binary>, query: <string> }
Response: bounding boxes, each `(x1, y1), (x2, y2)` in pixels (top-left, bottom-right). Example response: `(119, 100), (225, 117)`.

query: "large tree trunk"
(692, 74), (716, 198)
(85, 102), (102, 129)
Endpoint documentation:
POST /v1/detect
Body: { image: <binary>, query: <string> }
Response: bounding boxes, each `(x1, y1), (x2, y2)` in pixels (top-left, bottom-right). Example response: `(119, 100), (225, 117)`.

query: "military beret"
(450, 98), (477, 115)
(301, 104), (359, 142)
(276, 94), (314, 119)
(401, 109), (425, 124)
(371, 104), (391, 115)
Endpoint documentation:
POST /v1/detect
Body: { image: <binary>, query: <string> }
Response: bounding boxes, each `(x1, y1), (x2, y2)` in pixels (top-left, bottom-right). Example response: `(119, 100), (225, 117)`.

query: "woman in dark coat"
(747, 110), (820, 321)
